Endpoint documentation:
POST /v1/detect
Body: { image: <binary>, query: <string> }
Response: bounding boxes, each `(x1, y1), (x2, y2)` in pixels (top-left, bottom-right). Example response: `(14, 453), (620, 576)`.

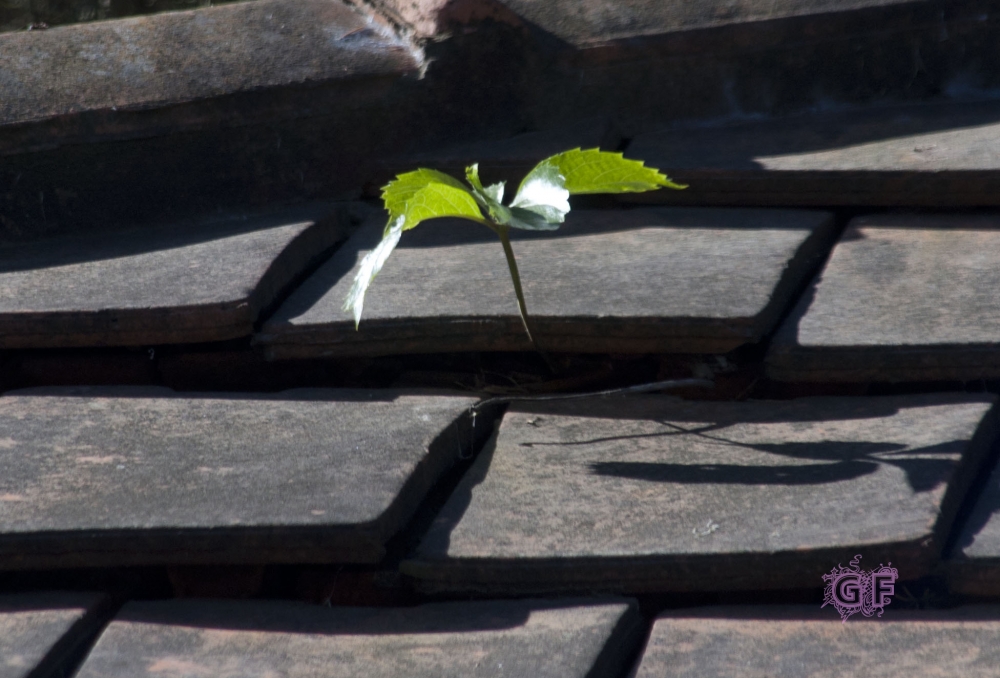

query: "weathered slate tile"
(0, 386), (486, 568)
(403, 393), (998, 594)
(767, 215), (1000, 383)
(0, 0), (420, 240)
(947, 453), (1000, 596)
(0, 592), (110, 678)
(75, 598), (643, 678)
(0, 203), (352, 348)
(257, 207), (835, 358)
(0, 0), (412, 134)
(634, 605), (1000, 678)
(373, 0), (918, 43)
(627, 100), (1000, 206)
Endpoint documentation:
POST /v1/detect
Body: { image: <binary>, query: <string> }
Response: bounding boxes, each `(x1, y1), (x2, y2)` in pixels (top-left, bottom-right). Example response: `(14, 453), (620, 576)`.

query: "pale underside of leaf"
(508, 162), (570, 230)
(343, 215), (405, 328)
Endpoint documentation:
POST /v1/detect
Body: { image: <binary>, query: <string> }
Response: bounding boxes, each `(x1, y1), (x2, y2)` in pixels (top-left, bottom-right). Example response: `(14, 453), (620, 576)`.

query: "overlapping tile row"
(0, 203), (353, 348)
(388, 100), (1000, 209)
(71, 598), (642, 677)
(767, 214), (1000, 383)
(369, 0), (1000, 133)
(256, 207), (836, 358)
(0, 386), (492, 568)
(0, 592), (111, 678)
(403, 393), (999, 594)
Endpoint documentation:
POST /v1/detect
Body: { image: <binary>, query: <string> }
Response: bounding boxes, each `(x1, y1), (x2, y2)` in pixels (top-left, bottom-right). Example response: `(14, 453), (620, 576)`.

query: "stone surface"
(503, 0), (1000, 142)
(633, 606), (1000, 677)
(371, 0), (920, 42)
(403, 393), (998, 594)
(74, 598), (642, 678)
(502, 0), (919, 47)
(0, 0), (414, 143)
(0, 0), (423, 241)
(626, 101), (1000, 207)
(257, 207), (835, 358)
(947, 453), (1000, 596)
(0, 386), (486, 568)
(0, 203), (352, 348)
(767, 215), (1000, 383)
(0, 592), (109, 678)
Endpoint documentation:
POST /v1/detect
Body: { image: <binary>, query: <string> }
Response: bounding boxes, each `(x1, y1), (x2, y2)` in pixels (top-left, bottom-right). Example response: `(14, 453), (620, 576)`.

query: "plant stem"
(484, 222), (557, 373)
(496, 226), (538, 345)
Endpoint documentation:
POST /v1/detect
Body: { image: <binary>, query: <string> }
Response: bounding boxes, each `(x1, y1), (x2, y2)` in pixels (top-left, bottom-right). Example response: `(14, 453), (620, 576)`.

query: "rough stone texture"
(634, 606), (1000, 678)
(0, 203), (352, 348)
(626, 101), (1000, 207)
(257, 207), (835, 358)
(516, 0), (1000, 136)
(0, 592), (109, 678)
(371, 0), (922, 42)
(767, 215), (1000, 383)
(74, 598), (643, 678)
(496, 0), (919, 46)
(0, 386), (487, 568)
(403, 394), (999, 594)
(0, 0), (423, 241)
(0, 0), (413, 140)
(947, 453), (1000, 596)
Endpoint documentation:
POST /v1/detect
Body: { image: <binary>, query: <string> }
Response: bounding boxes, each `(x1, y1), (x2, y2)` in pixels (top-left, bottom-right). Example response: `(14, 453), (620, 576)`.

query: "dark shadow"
(0, 203), (335, 274)
(409, 424), (500, 561)
(745, 441), (906, 460)
(951, 456), (1000, 556)
(885, 457), (958, 493)
(0, 591), (105, 613)
(110, 596), (631, 635)
(591, 459), (879, 485)
(520, 411), (967, 493)
(509, 393), (921, 425)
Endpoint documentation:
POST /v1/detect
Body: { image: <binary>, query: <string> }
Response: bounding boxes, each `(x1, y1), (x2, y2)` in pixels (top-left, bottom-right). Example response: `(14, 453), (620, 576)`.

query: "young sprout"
(344, 148), (685, 348)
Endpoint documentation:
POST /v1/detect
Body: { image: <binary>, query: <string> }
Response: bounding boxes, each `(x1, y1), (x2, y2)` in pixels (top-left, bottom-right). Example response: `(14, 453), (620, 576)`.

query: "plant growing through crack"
(344, 148), (685, 349)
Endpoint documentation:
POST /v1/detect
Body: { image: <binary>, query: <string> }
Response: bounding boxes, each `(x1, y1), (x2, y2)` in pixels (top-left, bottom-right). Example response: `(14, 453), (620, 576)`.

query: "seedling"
(344, 148), (685, 348)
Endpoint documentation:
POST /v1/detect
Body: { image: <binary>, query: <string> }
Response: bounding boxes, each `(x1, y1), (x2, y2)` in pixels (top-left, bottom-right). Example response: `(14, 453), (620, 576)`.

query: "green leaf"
(349, 172), (491, 328)
(530, 148), (686, 195)
(343, 215), (405, 328)
(400, 181), (487, 231)
(381, 168), (470, 232)
(508, 162), (570, 230)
